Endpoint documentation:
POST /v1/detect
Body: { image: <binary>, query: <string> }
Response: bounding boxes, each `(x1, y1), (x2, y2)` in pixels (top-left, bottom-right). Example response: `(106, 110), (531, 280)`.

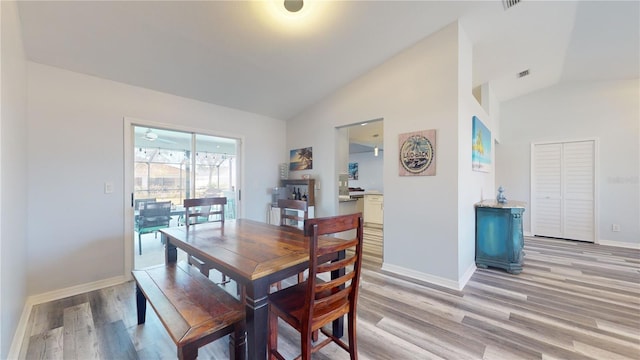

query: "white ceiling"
(347, 120), (384, 153)
(17, 1), (639, 122)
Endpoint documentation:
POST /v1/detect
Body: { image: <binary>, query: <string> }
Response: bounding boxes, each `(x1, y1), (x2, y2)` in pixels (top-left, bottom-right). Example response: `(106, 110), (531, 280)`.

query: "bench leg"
(136, 285), (147, 325)
(178, 345), (198, 360)
(229, 323), (246, 360)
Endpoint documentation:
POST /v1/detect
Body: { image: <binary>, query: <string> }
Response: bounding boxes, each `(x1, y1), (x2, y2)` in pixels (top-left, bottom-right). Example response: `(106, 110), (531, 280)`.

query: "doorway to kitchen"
(339, 119), (384, 265)
(124, 121), (240, 273)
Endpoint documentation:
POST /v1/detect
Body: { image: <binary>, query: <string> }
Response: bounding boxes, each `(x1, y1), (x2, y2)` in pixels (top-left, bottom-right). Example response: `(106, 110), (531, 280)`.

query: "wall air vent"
(503, 0), (521, 10)
(517, 69), (530, 78)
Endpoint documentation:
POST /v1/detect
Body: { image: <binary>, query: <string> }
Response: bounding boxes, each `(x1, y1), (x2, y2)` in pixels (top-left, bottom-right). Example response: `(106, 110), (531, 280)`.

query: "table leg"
(244, 278), (270, 360)
(331, 250), (346, 338)
(165, 235), (177, 264)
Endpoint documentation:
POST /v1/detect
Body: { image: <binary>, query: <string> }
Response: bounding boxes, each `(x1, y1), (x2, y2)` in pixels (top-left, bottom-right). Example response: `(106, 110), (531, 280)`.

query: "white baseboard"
(27, 275), (129, 306)
(381, 262), (473, 291)
(526, 234), (639, 250)
(597, 239), (640, 249)
(8, 275), (129, 359)
(459, 263), (477, 289)
(5, 300), (33, 360)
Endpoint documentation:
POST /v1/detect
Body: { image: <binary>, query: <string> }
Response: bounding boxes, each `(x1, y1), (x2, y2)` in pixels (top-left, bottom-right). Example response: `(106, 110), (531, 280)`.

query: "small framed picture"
(289, 147), (313, 171)
(348, 162), (359, 180)
(472, 116), (492, 173)
(398, 129), (436, 176)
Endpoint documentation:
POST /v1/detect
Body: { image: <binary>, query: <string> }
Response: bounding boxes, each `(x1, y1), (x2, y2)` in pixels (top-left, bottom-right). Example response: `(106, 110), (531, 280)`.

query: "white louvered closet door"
(533, 143), (563, 238)
(532, 140), (595, 242)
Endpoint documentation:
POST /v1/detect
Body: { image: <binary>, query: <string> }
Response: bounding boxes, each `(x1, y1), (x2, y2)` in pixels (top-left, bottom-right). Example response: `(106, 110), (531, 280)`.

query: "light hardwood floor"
(19, 235), (640, 359)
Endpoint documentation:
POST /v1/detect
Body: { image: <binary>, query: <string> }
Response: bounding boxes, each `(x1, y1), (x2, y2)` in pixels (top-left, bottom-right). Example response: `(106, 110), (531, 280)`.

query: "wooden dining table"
(159, 219), (346, 359)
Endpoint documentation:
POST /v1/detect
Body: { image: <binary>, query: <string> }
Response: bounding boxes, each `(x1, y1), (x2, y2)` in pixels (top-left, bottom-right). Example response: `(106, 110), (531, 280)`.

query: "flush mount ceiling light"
(144, 129), (158, 141)
(284, 0), (303, 12)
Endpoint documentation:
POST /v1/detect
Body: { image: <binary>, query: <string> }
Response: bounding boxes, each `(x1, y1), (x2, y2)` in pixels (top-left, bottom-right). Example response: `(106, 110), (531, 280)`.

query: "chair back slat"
(315, 272), (355, 295)
(184, 197), (227, 230)
(317, 254), (356, 274)
(314, 287), (352, 307)
(278, 199), (308, 230)
(303, 214), (360, 236)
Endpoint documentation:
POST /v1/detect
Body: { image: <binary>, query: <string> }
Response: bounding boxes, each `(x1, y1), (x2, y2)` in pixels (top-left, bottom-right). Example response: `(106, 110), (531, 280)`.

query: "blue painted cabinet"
(475, 201), (525, 274)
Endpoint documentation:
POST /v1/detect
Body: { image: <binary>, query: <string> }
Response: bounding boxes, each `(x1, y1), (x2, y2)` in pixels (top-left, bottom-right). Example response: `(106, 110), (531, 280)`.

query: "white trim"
(597, 239), (640, 250)
(381, 263), (468, 291)
(124, 118), (135, 280)
(28, 275), (128, 308)
(7, 275), (128, 359)
(529, 143), (536, 237)
(7, 303), (31, 360)
(458, 263), (477, 289)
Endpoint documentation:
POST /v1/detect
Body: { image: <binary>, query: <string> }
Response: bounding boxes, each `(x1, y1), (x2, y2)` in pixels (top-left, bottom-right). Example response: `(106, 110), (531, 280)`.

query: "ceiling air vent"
(517, 69), (530, 78)
(503, 0), (521, 10)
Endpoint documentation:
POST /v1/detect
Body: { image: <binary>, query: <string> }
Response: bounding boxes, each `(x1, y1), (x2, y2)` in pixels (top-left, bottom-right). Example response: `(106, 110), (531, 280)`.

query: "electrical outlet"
(612, 224), (621, 232)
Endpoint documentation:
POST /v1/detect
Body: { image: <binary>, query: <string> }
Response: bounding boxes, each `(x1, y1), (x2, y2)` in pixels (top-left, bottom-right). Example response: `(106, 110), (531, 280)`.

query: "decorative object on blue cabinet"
(496, 186), (507, 204)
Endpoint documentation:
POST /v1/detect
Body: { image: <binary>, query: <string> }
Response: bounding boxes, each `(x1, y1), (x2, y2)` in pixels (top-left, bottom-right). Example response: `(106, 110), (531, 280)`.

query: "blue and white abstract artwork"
(472, 116), (492, 173)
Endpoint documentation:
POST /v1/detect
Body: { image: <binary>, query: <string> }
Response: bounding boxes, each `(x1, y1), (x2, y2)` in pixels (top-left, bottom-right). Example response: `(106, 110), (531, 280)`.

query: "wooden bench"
(132, 261), (246, 360)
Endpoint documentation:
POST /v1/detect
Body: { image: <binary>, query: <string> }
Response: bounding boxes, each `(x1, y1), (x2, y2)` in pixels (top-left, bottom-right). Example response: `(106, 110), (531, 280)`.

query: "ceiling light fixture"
(284, 0), (303, 12)
(144, 129), (158, 141)
(372, 133), (380, 156)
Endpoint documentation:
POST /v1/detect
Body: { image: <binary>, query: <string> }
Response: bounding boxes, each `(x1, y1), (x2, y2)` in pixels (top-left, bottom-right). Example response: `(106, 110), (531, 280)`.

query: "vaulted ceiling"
(17, 1), (639, 121)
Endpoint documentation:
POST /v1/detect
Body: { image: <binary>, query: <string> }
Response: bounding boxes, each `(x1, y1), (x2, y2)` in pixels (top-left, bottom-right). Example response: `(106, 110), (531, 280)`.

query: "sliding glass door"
(132, 125), (239, 269)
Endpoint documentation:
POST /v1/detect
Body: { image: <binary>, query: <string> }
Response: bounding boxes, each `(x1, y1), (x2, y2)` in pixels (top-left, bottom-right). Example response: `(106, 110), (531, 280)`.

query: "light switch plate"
(104, 182), (113, 194)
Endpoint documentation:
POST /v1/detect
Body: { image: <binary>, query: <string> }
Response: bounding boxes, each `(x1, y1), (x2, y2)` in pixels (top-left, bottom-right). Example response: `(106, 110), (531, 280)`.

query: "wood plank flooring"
(363, 223), (383, 264)
(19, 235), (640, 359)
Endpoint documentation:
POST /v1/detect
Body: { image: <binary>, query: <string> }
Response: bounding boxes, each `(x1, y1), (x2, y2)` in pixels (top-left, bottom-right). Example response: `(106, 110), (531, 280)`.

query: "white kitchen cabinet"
(364, 194), (383, 225)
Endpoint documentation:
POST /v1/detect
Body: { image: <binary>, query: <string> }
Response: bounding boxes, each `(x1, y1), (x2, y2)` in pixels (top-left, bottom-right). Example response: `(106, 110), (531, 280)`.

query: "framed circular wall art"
(398, 129), (436, 176)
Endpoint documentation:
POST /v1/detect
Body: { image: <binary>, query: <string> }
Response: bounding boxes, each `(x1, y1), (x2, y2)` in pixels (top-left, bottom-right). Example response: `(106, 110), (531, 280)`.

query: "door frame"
(123, 117), (244, 278)
(530, 137), (598, 242)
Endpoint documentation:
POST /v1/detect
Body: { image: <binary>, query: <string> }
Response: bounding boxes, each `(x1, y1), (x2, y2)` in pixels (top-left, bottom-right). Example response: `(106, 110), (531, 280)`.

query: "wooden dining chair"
(278, 199), (308, 230)
(184, 197), (227, 230)
(268, 213), (364, 360)
(184, 197), (229, 282)
(275, 199), (309, 289)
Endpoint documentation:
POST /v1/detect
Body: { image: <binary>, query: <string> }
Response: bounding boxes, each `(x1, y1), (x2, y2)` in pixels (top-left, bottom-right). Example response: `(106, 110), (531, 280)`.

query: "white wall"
(498, 79), (640, 246)
(26, 63), (286, 295)
(456, 26), (494, 281)
(348, 151), (384, 192)
(287, 22), (485, 288)
(0, 1), (28, 357)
